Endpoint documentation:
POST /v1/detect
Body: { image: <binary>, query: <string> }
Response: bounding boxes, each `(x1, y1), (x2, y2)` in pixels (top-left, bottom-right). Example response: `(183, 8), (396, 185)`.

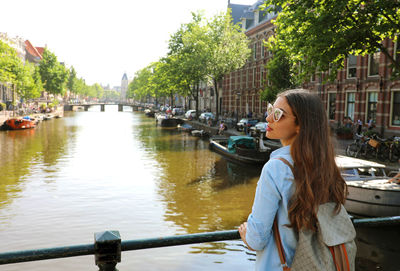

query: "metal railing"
(0, 216), (399, 270)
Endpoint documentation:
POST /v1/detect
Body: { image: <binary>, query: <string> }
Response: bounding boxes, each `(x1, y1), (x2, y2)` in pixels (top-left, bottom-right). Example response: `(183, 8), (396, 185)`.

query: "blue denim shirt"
(246, 145), (297, 270)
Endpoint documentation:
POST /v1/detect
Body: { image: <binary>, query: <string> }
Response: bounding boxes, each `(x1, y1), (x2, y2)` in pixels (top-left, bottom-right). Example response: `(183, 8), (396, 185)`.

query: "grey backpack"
(274, 158), (357, 271)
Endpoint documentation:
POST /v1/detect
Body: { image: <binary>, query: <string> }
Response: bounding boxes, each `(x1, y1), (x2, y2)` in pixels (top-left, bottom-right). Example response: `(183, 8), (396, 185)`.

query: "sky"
(1, 0), (258, 88)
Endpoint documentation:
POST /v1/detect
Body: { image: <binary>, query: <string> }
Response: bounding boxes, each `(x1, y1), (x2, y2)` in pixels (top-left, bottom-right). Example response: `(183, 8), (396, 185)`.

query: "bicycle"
(375, 136), (393, 162)
(389, 137), (400, 162)
(346, 134), (366, 158)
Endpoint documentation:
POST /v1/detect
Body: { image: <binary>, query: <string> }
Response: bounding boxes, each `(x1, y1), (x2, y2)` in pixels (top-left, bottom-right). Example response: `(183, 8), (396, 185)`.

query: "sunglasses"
(267, 103), (284, 122)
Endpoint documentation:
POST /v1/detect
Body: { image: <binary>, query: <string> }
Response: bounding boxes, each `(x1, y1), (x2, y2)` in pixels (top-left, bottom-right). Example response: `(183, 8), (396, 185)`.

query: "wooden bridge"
(63, 103), (140, 112)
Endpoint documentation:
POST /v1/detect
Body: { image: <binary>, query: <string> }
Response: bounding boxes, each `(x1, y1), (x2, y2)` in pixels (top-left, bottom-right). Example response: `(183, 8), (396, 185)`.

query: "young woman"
(239, 89), (348, 270)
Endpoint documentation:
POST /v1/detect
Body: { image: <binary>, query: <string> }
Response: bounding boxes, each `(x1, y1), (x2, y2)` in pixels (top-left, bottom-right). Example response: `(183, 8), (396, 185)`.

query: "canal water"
(0, 105), (399, 271)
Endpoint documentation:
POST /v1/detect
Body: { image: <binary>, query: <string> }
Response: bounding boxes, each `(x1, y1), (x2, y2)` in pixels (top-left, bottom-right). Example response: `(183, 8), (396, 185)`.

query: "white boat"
(336, 155), (400, 217)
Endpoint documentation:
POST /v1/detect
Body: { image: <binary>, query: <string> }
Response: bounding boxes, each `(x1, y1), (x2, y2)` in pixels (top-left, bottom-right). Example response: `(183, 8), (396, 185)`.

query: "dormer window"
(259, 10), (266, 22)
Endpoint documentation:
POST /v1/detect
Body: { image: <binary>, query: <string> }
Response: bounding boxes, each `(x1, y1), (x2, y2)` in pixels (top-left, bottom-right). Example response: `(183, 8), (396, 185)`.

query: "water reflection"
(134, 116), (261, 235)
(188, 158), (260, 191)
(0, 119), (70, 209)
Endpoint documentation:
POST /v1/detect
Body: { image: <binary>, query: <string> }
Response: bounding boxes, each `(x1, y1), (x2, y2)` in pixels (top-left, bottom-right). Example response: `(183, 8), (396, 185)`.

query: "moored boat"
(156, 114), (184, 127)
(209, 135), (274, 165)
(336, 155), (400, 217)
(3, 118), (36, 130)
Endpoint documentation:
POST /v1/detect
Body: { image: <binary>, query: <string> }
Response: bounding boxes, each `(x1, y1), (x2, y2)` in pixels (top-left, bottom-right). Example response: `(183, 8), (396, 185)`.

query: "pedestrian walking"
(357, 119), (363, 135)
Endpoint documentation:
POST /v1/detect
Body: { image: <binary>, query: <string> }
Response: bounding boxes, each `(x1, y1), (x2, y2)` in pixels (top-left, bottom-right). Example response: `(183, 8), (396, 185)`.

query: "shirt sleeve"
(245, 159), (283, 251)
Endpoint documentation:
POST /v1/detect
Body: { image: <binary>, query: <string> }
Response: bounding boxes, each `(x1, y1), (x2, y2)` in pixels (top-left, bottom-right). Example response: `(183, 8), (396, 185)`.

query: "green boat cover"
(227, 136), (255, 153)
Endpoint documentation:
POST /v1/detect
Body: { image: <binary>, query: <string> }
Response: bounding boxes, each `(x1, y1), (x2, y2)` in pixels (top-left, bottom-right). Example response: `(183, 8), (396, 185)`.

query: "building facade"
(222, 2), (400, 136)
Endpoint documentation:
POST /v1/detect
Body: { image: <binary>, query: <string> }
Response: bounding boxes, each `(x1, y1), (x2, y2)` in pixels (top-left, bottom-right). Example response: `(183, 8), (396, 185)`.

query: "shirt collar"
(270, 145), (291, 158)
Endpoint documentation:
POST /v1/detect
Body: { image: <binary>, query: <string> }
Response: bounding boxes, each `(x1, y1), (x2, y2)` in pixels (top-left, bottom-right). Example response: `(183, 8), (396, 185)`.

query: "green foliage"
(171, 12), (210, 98)
(205, 9), (251, 119)
(127, 9), (250, 115)
(67, 66), (78, 93)
(39, 48), (69, 95)
(0, 40), (43, 100)
(262, 0), (400, 80)
(261, 48), (295, 102)
(0, 40), (20, 84)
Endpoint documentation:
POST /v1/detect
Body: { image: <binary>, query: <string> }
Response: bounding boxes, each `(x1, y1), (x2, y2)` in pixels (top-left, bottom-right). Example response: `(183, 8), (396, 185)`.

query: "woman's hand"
(239, 222), (255, 251)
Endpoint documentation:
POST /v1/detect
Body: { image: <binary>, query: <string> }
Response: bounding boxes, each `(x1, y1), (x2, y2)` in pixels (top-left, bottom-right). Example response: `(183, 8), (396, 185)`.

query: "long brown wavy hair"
(278, 89), (347, 232)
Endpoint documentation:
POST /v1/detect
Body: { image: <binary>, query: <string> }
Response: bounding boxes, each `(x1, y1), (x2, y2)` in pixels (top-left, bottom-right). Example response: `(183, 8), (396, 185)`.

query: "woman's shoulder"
(262, 156), (293, 178)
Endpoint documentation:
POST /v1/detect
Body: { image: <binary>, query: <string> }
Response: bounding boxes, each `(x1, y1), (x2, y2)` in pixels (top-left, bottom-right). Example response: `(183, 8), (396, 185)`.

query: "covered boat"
(3, 118), (36, 130)
(156, 114), (184, 127)
(209, 136), (274, 165)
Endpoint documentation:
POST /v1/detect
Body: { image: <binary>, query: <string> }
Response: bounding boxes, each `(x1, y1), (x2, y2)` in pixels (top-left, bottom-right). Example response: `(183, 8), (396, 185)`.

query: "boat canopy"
(228, 136), (255, 153)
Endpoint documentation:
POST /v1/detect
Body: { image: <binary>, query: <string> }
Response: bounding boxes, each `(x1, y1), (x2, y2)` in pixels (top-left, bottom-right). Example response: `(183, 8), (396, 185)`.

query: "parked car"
(199, 112), (215, 123)
(172, 107), (184, 116)
(250, 122), (268, 137)
(185, 110), (196, 119)
(236, 118), (259, 131)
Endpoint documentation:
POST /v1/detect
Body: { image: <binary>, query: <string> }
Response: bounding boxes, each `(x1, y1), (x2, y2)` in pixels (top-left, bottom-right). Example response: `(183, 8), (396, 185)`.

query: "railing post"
(94, 231), (121, 271)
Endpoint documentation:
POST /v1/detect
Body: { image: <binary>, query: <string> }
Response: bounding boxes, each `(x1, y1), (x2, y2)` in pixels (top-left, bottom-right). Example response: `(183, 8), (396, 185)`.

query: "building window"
(261, 42), (265, 59)
(346, 92), (355, 121)
(391, 91), (400, 126)
(310, 73), (316, 82)
(328, 93), (336, 120)
(253, 43), (257, 60)
(347, 55), (357, 79)
(246, 69), (249, 88)
(253, 68), (256, 87)
(366, 92), (378, 122)
(260, 67), (264, 87)
(368, 52), (380, 76)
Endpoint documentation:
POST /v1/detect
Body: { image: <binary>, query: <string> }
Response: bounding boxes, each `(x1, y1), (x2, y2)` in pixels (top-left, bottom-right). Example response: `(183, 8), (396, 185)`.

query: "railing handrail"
(0, 216), (399, 268)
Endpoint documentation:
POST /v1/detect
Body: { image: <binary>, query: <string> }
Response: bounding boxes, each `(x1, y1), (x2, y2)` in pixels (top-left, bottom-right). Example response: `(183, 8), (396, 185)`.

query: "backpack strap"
(273, 219), (291, 271)
(329, 244), (351, 271)
(273, 157), (293, 271)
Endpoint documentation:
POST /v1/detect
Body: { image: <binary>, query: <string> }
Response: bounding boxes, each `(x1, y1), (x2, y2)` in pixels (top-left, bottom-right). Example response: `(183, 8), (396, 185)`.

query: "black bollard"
(94, 231), (121, 271)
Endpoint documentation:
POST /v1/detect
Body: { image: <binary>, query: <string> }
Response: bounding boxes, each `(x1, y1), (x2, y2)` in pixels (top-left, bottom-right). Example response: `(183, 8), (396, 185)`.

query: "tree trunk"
(195, 84), (199, 119)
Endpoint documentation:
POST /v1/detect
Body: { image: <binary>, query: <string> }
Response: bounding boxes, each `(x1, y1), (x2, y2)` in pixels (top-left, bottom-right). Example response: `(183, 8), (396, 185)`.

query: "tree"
(206, 10), (251, 120)
(127, 66), (153, 102)
(261, 48), (296, 102)
(39, 48), (69, 95)
(0, 40), (42, 102)
(67, 66), (78, 94)
(0, 40), (20, 84)
(15, 62), (42, 100)
(263, 0), (400, 80)
(167, 12), (210, 115)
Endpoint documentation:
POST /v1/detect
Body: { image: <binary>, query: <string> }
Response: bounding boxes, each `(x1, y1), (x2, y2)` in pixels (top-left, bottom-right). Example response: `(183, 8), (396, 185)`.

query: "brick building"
(223, 2), (400, 137)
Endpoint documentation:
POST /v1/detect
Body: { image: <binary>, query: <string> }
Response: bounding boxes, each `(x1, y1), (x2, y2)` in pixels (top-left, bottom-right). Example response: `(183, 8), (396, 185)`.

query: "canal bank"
(184, 119), (399, 170)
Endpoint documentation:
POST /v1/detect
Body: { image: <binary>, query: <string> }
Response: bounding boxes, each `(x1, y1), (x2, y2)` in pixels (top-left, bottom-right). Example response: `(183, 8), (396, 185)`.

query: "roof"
(36, 47), (45, 55)
(24, 40), (42, 59)
(122, 73), (128, 80)
(229, 3), (251, 25)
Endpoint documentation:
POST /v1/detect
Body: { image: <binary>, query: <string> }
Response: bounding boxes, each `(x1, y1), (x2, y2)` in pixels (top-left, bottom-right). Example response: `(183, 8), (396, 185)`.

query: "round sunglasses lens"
(274, 110), (281, 121)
